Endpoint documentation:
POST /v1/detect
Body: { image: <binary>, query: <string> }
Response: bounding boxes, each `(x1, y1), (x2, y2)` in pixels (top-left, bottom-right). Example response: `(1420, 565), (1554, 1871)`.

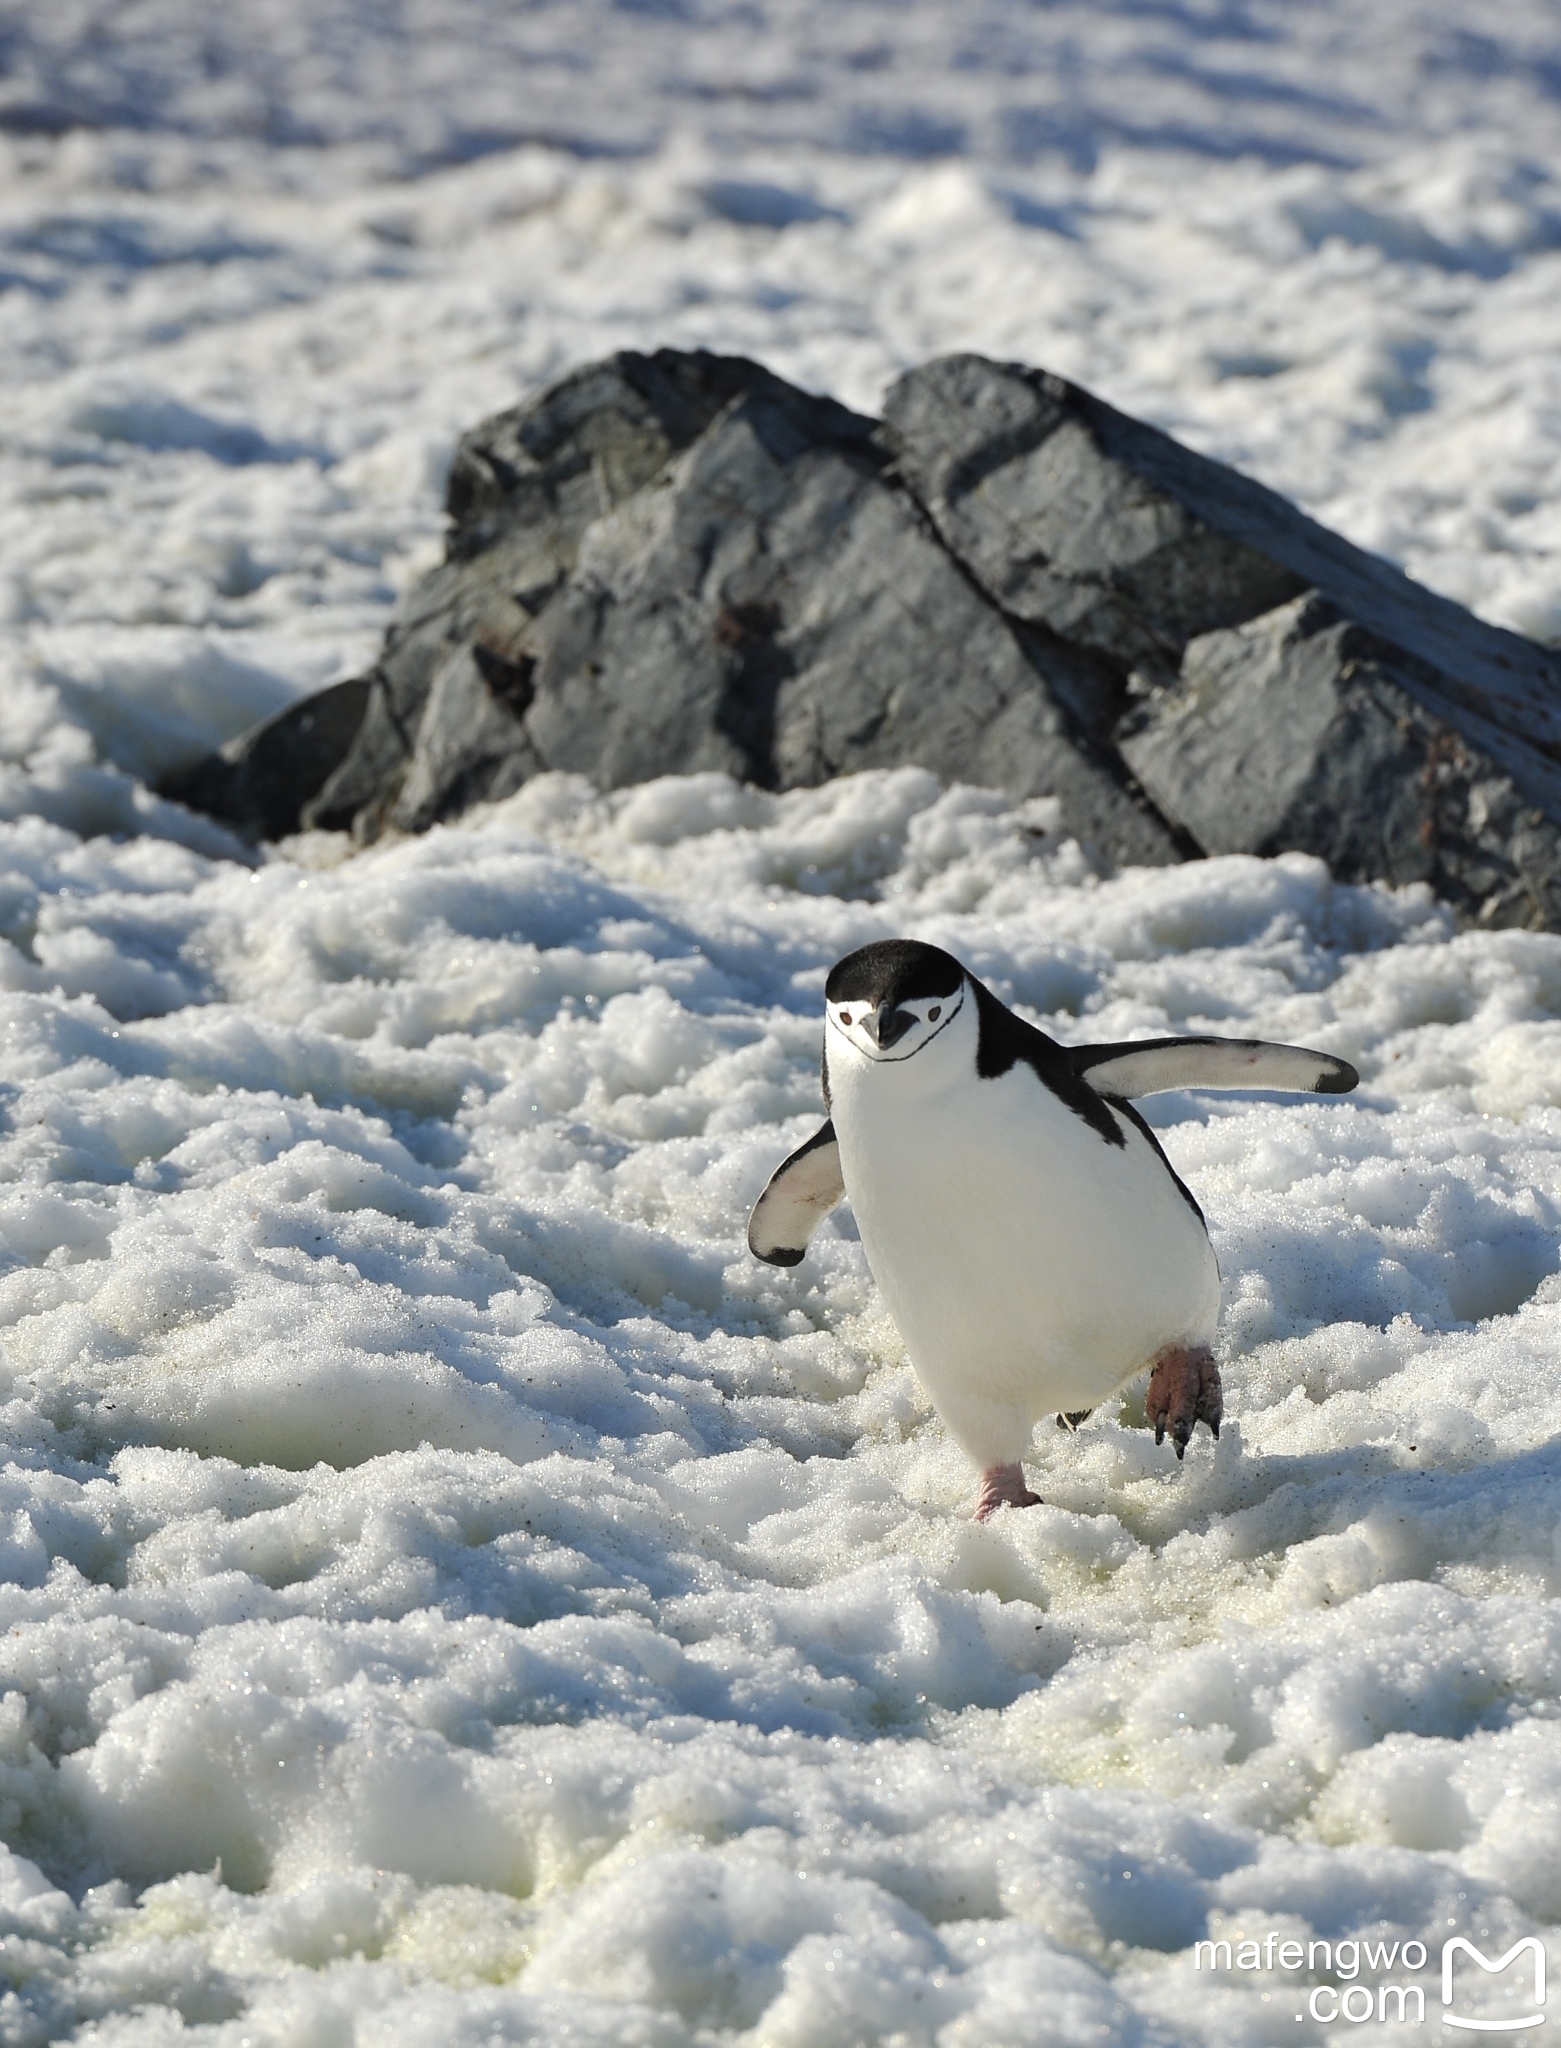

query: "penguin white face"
(823, 939), (968, 1067)
(828, 987), (964, 1062)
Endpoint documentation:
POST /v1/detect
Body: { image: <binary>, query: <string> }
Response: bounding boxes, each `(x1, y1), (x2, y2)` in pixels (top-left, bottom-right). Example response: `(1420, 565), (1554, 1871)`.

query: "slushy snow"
(1, 4), (1561, 2044)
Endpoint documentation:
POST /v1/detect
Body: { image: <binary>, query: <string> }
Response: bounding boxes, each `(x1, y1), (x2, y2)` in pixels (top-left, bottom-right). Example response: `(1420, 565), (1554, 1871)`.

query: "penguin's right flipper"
(1072, 1036), (1358, 1100)
(747, 1121), (845, 1267)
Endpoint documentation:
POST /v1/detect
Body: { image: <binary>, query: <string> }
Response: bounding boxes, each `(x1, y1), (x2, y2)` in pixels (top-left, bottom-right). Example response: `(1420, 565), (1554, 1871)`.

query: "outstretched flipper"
(747, 1121), (845, 1267)
(1072, 1036), (1357, 1101)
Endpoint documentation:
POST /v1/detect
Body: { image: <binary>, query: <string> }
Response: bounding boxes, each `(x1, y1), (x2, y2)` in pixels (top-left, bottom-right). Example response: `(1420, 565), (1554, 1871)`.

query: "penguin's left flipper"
(1072, 1036), (1358, 1099)
(747, 1120), (845, 1266)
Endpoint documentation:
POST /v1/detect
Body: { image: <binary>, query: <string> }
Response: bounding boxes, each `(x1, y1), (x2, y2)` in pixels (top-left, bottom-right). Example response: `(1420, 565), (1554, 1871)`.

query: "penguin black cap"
(825, 940), (963, 1008)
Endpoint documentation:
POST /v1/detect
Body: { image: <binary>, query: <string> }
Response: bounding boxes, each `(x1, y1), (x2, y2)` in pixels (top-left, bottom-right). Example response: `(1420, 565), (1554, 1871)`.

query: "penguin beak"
(865, 1003), (914, 1050)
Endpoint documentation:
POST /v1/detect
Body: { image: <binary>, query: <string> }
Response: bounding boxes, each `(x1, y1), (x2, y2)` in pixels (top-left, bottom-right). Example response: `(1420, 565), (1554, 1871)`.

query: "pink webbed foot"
(1146, 1344), (1223, 1460)
(975, 1462), (1042, 1521)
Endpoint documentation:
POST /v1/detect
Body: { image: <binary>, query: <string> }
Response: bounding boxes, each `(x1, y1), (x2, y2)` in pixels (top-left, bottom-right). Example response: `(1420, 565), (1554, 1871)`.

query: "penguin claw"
(975, 1463), (1043, 1520)
(1146, 1345), (1223, 1461)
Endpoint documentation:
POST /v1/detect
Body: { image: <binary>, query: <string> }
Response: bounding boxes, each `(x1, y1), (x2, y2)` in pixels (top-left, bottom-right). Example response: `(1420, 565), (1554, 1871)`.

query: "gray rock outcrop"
(165, 347), (1561, 929)
(1119, 594), (1561, 929)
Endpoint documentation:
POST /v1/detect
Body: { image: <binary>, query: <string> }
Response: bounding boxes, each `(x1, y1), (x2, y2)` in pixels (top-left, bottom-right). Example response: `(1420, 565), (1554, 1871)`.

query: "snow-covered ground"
(2, 4), (1561, 2042)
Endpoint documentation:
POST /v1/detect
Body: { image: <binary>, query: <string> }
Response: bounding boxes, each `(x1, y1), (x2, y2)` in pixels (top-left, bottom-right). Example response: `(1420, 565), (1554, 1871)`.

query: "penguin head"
(824, 940), (968, 1068)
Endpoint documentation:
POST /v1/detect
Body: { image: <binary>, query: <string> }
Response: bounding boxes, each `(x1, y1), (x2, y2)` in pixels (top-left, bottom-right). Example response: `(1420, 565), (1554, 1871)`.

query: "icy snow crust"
(7, 783), (1561, 2044)
(3, 2), (1561, 2043)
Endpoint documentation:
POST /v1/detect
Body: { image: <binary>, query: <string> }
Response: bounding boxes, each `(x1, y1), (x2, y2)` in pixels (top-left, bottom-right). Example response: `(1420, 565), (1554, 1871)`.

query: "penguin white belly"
(834, 1062), (1220, 1468)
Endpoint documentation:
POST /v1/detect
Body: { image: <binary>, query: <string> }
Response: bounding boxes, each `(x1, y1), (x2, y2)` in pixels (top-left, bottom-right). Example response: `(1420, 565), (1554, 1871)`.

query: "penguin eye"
(838, 1009), (851, 1025)
(927, 1005), (941, 1021)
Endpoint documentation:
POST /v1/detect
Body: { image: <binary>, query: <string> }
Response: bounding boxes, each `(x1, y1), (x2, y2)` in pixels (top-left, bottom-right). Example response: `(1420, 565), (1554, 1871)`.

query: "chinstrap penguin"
(749, 940), (1358, 1519)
